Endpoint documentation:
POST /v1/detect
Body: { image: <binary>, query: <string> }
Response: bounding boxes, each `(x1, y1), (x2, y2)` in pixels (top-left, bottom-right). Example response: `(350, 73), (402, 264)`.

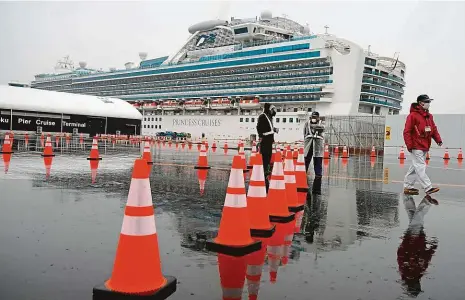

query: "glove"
(274, 128), (279, 134)
(437, 142), (443, 147)
(407, 148), (412, 153)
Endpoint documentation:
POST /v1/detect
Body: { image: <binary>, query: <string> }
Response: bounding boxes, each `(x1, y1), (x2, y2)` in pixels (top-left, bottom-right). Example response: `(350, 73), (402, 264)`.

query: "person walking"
(256, 103), (278, 178)
(403, 94), (442, 195)
(303, 111), (324, 177)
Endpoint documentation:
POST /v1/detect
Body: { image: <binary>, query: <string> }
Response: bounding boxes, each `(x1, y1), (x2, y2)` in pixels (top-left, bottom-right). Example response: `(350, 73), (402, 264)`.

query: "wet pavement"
(1, 146), (465, 300)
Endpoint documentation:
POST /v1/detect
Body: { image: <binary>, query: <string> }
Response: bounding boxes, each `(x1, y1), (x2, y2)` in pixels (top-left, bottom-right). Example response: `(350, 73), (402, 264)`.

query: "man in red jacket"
(403, 95), (442, 195)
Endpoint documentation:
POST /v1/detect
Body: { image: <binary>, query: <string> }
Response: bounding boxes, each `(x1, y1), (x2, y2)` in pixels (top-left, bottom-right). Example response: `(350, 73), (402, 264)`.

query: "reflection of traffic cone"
(55, 135), (60, 148)
(41, 137), (55, 179)
(443, 148), (450, 160)
(370, 146), (376, 157)
(267, 223), (286, 284)
(295, 147), (308, 206)
(65, 134), (70, 148)
(181, 142), (185, 150)
(292, 145), (298, 166)
(194, 143), (211, 169)
(188, 142), (192, 151)
(341, 145), (349, 158)
(458, 148), (463, 160)
(79, 134), (84, 149)
(25, 133), (29, 150)
(334, 145), (339, 156)
(168, 140), (172, 148)
(2, 134), (14, 173)
(281, 228), (294, 266)
(284, 151), (304, 213)
(223, 141), (228, 155)
(293, 211), (304, 234)
(93, 159), (177, 299)
(87, 138), (102, 184)
(212, 141), (217, 149)
(268, 152), (295, 224)
(40, 133), (45, 148)
(197, 142), (201, 151)
(398, 146), (406, 160)
(323, 144), (330, 159)
(370, 156), (376, 168)
(248, 154), (275, 238)
(218, 254), (247, 300)
(246, 239), (267, 300)
(197, 169), (207, 196)
(206, 155), (261, 256)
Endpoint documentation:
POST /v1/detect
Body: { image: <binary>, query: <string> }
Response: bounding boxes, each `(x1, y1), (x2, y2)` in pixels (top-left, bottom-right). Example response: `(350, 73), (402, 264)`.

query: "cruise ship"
(30, 11), (406, 142)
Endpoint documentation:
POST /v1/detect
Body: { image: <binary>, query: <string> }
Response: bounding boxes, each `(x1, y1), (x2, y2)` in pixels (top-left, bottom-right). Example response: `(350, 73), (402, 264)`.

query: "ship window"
(294, 108), (298, 112)
(159, 118), (162, 121)
(289, 118), (294, 123)
(151, 118), (154, 121)
(282, 118), (287, 123)
(151, 125), (154, 128)
(159, 125), (162, 129)
(144, 117), (147, 121)
(245, 118), (249, 122)
(143, 125), (146, 128)
(275, 118), (280, 123)
(251, 118), (255, 122)
(240, 118), (243, 122)
(307, 108), (312, 112)
(297, 119), (300, 123)
(155, 118), (158, 121)
(234, 27), (248, 34)
(374, 106), (381, 115)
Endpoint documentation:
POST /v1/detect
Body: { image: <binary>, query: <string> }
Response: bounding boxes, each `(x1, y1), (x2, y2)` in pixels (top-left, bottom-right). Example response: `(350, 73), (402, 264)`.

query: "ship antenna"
(324, 25), (329, 35)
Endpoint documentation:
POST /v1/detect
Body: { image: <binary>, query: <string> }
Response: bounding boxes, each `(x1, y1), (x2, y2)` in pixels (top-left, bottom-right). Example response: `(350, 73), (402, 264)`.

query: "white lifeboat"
(161, 100), (180, 111)
(142, 101), (158, 110)
(210, 98), (233, 110)
(239, 97), (260, 109)
(184, 99), (205, 111)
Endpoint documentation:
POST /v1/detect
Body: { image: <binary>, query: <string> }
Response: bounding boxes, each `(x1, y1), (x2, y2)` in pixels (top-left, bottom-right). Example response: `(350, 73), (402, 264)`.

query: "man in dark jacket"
(256, 103), (277, 178)
(403, 94), (442, 195)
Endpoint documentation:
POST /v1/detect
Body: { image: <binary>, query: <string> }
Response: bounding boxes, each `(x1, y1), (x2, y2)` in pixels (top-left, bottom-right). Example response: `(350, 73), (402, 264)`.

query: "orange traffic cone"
(295, 147), (308, 206)
(238, 141), (249, 175)
(247, 142), (258, 169)
(248, 154), (275, 238)
(93, 159), (177, 299)
(284, 150), (304, 212)
(212, 141), (217, 149)
(79, 134), (84, 149)
(341, 145), (349, 158)
(223, 141), (228, 155)
(398, 146), (406, 160)
(458, 148), (463, 160)
(194, 143), (210, 169)
(55, 135), (60, 148)
(206, 155), (261, 256)
(370, 146), (376, 157)
(188, 142), (192, 151)
(25, 133), (29, 150)
(323, 144), (330, 159)
(443, 148), (450, 160)
(141, 141), (153, 165)
(268, 152), (295, 224)
(334, 145), (339, 156)
(292, 145), (298, 166)
(2, 134), (14, 173)
(218, 254), (247, 300)
(41, 137), (55, 179)
(87, 138), (102, 183)
(65, 134), (70, 148)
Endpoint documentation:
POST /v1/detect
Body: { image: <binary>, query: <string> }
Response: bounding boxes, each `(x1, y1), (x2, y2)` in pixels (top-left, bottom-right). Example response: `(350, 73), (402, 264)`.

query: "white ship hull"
(141, 112), (307, 142)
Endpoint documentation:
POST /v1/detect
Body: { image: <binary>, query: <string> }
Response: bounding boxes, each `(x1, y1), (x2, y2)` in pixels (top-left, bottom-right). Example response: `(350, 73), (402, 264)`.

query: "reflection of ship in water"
(398, 195), (438, 297)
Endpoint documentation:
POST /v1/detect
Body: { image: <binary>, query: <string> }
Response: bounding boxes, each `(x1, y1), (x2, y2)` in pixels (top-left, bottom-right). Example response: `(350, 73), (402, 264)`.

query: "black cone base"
(41, 154), (56, 157)
(87, 157), (103, 161)
(93, 276), (177, 300)
(243, 169), (250, 173)
(206, 239), (261, 257)
(194, 166), (211, 169)
(269, 213), (295, 224)
(297, 187), (309, 193)
(247, 165), (253, 169)
(288, 205), (305, 213)
(250, 225), (276, 238)
(0, 151), (13, 154)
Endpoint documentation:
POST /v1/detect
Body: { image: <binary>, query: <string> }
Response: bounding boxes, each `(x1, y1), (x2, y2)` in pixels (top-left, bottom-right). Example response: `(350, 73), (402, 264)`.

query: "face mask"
(271, 109), (276, 117)
(311, 118), (317, 123)
(421, 102), (430, 110)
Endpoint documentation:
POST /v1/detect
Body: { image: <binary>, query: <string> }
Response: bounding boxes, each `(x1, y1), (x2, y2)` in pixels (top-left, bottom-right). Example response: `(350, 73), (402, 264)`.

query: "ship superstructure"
(30, 11), (406, 141)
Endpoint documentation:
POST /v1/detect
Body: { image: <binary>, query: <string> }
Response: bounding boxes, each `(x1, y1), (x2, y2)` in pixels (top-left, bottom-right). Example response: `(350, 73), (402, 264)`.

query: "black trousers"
(305, 143), (323, 176)
(259, 140), (273, 178)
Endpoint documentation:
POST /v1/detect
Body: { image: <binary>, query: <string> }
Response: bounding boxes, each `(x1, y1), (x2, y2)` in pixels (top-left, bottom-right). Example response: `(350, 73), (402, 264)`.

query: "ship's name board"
(172, 119), (222, 127)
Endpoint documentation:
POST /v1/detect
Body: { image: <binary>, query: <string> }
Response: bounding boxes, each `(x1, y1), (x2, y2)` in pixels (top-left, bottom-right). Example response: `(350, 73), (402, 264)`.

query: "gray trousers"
(403, 150), (432, 191)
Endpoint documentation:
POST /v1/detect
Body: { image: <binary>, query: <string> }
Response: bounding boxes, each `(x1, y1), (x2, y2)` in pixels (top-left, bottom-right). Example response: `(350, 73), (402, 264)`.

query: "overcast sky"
(1, 1), (464, 113)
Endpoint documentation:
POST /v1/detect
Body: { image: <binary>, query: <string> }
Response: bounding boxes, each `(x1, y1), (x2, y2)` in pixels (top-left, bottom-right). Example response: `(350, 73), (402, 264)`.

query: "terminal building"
(0, 85), (142, 136)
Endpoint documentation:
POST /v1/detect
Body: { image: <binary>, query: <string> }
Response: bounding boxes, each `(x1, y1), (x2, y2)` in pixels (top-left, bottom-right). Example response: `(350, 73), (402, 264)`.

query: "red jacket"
(403, 103), (442, 151)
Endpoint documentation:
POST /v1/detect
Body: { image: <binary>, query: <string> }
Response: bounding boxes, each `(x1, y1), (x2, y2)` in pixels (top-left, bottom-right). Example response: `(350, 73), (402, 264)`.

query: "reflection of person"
(303, 112), (324, 177)
(397, 195), (438, 297)
(403, 95), (442, 195)
(256, 103), (278, 177)
(304, 177), (323, 243)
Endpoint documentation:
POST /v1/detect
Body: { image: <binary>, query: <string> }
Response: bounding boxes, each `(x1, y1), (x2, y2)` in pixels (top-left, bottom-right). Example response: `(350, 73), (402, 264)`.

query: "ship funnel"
(78, 61), (87, 69)
(139, 52), (148, 61)
(124, 62), (134, 70)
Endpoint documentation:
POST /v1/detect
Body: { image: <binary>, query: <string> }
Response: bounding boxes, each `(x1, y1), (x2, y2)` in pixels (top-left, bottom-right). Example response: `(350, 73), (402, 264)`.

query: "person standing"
(403, 94), (442, 195)
(303, 111), (324, 177)
(256, 103), (278, 178)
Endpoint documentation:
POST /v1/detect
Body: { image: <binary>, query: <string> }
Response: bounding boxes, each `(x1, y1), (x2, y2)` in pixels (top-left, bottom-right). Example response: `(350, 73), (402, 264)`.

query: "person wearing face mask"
(303, 111), (324, 177)
(403, 94), (443, 195)
(256, 103), (278, 178)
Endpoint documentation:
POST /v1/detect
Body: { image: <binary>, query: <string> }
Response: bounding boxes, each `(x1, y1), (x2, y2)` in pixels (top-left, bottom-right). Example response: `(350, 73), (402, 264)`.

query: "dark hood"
(410, 103), (430, 117)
